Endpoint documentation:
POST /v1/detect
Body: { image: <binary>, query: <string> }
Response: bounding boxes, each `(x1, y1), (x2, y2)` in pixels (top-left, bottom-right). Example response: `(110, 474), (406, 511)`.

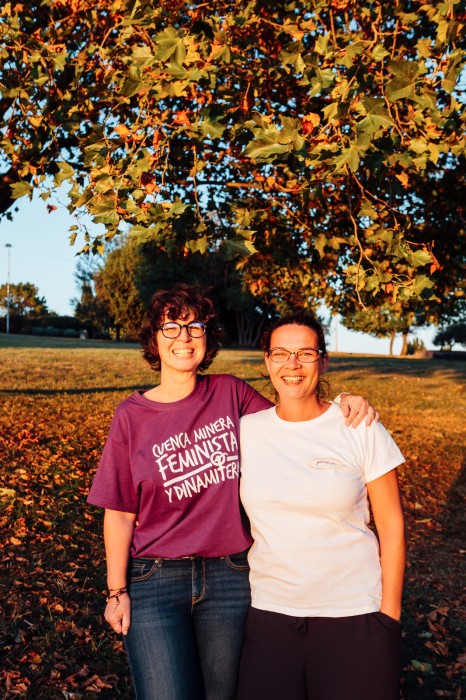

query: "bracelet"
(106, 588), (128, 603)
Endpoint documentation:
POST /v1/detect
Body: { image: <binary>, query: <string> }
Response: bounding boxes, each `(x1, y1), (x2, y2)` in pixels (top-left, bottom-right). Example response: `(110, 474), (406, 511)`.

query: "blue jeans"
(123, 552), (251, 700)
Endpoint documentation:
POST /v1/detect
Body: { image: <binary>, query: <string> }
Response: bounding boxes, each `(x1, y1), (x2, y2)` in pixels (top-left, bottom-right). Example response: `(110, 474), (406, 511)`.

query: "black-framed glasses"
(267, 347), (324, 363)
(158, 322), (206, 339)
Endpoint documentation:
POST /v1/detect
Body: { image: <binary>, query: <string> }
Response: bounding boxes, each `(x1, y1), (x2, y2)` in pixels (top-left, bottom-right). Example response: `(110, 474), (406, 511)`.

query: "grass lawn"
(0, 335), (465, 698)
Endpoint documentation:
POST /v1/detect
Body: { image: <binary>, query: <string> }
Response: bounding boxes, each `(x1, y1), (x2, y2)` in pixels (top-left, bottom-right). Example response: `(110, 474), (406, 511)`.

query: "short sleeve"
(237, 378), (272, 417)
(87, 408), (139, 513)
(361, 421), (405, 483)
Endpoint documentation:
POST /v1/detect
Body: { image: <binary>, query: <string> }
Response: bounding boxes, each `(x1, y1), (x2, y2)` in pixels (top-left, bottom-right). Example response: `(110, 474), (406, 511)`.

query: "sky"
(0, 191), (438, 354)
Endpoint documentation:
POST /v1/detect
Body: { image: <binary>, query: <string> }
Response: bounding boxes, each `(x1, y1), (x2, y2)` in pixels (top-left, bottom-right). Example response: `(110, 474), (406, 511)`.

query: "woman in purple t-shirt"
(88, 283), (377, 700)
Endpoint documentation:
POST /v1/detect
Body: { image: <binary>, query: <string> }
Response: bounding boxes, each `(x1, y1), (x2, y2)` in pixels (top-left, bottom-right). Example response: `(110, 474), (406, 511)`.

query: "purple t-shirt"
(87, 374), (271, 558)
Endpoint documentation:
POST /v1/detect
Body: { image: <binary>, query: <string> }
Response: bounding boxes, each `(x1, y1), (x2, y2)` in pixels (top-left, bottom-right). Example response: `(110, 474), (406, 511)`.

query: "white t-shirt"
(240, 403), (405, 618)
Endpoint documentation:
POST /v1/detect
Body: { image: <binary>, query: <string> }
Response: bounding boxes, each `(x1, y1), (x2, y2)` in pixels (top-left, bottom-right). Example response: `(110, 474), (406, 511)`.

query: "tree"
(330, 157), (466, 351)
(0, 282), (48, 317)
(340, 304), (414, 355)
(90, 236), (270, 343)
(72, 258), (114, 336)
(1, 0), (464, 303)
(434, 322), (466, 349)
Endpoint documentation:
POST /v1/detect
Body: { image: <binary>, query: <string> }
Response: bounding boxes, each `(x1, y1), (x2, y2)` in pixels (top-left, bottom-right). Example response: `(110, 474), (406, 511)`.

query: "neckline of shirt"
(268, 401), (337, 427)
(131, 374), (208, 409)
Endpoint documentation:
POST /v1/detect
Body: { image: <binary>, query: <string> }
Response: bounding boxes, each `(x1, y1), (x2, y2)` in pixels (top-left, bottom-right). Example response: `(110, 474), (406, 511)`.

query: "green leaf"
(89, 193), (117, 214)
(385, 77), (415, 101)
(186, 236), (208, 254)
(334, 146), (360, 173)
(315, 34), (330, 55)
(132, 46), (155, 67)
(371, 45), (390, 62)
(410, 249), (432, 267)
(121, 76), (144, 98)
(412, 275), (435, 295)
(359, 202), (378, 219)
(314, 234), (327, 258)
(236, 228), (257, 239)
(198, 114), (225, 140)
(357, 98), (394, 135)
(321, 102), (339, 122)
(225, 239), (257, 256)
(442, 49), (465, 94)
(410, 138), (428, 154)
(386, 60), (420, 101)
(168, 200), (190, 217)
(244, 139), (292, 162)
(411, 659), (433, 674)
(10, 181), (33, 199)
(280, 44), (307, 74)
(155, 27), (187, 65)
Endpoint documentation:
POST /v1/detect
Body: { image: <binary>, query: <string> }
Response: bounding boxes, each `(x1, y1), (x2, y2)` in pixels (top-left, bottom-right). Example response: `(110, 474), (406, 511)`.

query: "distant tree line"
(71, 238), (465, 354)
(2, 250), (465, 352)
(0, 282), (89, 337)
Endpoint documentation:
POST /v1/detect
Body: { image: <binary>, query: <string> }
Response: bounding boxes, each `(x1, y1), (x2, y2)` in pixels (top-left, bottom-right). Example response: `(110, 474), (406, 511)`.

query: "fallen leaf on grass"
(411, 659), (433, 673)
(19, 651), (42, 664)
(83, 673), (114, 690)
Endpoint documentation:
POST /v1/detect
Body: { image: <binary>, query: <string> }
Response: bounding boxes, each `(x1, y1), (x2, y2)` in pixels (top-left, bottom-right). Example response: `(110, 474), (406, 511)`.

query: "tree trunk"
(0, 166), (21, 216)
(236, 313), (262, 347)
(400, 331), (409, 356)
(389, 330), (395, 356)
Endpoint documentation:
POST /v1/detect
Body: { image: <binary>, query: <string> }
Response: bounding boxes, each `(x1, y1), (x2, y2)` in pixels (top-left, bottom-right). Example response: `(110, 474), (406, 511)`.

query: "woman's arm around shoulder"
(336, 393), (380, 428)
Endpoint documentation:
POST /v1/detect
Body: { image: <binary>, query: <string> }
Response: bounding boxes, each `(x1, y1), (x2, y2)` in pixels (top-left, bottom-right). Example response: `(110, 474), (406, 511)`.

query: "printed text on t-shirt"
(151, 415), (239, 502)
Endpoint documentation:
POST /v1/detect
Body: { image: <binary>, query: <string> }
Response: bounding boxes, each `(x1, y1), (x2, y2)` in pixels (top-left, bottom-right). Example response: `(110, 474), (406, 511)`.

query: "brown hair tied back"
(139, 283), (225, 372)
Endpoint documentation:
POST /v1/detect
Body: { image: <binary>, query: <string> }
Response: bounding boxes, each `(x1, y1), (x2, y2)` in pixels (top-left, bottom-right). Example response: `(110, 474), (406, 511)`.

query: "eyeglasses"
(158, 322), (206, 339)
(267, 347), (324, 363)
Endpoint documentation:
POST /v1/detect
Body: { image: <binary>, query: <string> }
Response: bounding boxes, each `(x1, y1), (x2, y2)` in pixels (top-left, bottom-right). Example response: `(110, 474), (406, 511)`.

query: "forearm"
(379, 523), (406, 620)
(104, 509), (136, 589)
(367, 468), (405, 620)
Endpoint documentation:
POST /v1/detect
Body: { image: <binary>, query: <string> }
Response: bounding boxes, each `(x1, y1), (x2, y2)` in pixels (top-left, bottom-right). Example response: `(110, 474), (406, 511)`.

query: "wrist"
(380, 605), (401, 621)
(107, 582), (127, 590)
(106, 587), (129, 603)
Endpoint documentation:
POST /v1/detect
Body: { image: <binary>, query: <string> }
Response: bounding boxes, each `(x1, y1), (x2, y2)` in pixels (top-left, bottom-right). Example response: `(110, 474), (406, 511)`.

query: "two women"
(88, 284), (378, 700)
(237, 312), (405, 700)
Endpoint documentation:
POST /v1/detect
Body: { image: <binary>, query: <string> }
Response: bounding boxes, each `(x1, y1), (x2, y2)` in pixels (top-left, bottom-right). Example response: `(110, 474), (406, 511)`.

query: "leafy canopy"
(1, 0), (465, 302)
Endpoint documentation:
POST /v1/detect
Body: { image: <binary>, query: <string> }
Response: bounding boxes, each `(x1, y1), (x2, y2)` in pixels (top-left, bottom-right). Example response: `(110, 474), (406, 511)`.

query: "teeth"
(282, 376), (304, 383)
(173, 350), (193, 356)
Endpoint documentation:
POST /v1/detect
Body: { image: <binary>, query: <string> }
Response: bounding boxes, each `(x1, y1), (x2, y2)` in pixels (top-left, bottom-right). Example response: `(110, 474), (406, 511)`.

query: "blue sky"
(0, 192), (437, 354)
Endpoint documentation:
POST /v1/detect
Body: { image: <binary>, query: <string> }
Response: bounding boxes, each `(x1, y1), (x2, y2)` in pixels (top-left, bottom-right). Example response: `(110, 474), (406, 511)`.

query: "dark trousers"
(236, 607), (401, 700)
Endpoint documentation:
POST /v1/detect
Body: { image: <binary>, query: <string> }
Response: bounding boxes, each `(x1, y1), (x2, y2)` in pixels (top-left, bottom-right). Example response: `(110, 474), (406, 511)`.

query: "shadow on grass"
(0, 333), (138, 351)
(328, 356), (466, 380)
(0, 386), (150, 396)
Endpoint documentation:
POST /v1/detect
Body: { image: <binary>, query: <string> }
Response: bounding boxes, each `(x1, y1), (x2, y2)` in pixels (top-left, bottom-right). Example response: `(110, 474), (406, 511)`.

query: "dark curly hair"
(261, 311), (329, 402)
(140, 283), (224, 372)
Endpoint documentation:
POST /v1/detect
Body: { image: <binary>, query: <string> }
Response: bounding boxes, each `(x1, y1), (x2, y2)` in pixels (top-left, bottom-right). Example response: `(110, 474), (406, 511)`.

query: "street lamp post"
(5, 243), (11, 335)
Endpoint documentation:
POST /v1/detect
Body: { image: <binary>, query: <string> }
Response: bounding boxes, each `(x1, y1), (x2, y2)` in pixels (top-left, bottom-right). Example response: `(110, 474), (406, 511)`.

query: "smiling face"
(156, 310), (207, 376)
(265, 323), (328, 405)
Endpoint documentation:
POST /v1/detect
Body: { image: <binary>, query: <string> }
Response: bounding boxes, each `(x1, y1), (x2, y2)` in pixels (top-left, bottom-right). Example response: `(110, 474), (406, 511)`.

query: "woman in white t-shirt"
(237, 312), (405, 700)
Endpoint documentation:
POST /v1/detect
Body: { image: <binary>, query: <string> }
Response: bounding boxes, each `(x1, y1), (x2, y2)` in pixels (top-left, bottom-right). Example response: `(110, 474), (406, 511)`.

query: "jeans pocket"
(372, 611), (401, 633)
(128, 558), (160, 583)
(225, 549), (250, 571)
